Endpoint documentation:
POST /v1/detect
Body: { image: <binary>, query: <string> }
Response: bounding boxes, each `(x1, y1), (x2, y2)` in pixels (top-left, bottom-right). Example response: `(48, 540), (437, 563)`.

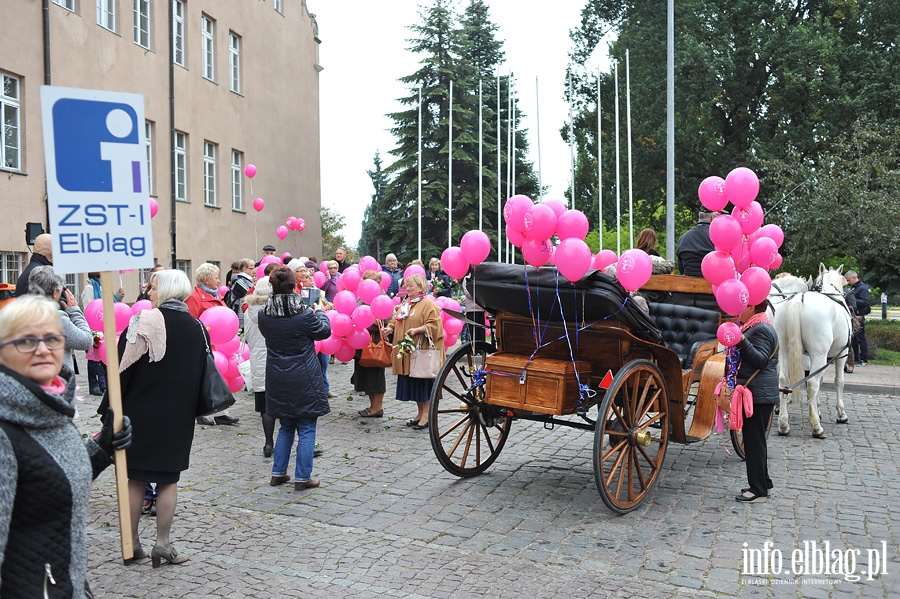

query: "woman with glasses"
(0, 295), (131, 597)
(26, 265), (93, 374)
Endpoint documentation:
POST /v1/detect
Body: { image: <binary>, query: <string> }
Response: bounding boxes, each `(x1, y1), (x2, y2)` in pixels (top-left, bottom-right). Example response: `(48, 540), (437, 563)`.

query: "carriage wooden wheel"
(593, 360), (669, 514)
(429, 341), (512, 477)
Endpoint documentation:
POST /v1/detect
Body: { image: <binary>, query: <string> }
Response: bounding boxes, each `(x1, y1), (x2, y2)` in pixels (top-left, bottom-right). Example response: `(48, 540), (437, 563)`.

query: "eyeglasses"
(0, 334), (68, 353)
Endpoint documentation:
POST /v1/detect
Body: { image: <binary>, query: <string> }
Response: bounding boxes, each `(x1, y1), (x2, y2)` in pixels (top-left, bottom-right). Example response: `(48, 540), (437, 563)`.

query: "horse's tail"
(784, 297), (806, 399)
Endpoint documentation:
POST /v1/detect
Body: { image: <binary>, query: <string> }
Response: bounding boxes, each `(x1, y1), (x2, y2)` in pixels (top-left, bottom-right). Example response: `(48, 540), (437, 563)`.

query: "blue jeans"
(87, 359), (107, 391)
(318, 352), (330, 392)
(272, 417), (317, 482)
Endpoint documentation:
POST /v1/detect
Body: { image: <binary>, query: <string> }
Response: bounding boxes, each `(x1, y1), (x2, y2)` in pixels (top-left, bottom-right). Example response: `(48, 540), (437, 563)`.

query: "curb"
(821, 381), (900, 396)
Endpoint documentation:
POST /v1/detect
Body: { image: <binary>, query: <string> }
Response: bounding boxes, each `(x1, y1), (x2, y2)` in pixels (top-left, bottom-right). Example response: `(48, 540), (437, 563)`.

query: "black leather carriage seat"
(647, 302), (720, 369)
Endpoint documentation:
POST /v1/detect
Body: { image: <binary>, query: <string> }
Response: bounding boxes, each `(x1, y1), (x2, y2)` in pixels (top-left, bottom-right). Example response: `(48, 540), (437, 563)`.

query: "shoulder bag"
(409, 328), (442, 379)
(197, 322), (236, 417)
(360, 320), (393, 368)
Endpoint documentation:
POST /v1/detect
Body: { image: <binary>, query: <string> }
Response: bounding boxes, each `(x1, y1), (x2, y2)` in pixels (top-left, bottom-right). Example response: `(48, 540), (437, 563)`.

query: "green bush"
(866, 319), (900, 357)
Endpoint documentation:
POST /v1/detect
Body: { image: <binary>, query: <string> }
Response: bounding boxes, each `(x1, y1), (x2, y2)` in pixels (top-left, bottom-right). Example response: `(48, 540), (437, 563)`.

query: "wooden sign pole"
(99, 271), (134, 562)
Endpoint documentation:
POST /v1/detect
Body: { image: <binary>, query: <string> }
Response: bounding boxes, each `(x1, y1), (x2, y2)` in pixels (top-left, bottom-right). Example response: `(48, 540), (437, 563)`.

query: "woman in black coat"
(733, 298), (779, 503)
(258, 267), (332, 491)
(100, 269), (205, 566)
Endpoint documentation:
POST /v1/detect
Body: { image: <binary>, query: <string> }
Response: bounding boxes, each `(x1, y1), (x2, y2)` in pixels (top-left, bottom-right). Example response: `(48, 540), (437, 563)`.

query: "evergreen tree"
(358, 151), (390, 260)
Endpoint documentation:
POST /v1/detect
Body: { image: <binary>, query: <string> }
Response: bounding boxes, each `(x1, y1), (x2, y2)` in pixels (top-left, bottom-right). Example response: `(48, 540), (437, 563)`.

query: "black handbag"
(197, 323), (236, 417)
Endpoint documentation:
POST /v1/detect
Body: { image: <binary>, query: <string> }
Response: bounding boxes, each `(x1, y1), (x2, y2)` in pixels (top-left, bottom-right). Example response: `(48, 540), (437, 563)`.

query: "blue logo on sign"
(52, 99), (142, 193)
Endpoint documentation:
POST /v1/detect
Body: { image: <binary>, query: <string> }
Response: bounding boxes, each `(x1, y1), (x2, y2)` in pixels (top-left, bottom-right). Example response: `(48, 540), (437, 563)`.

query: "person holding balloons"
(380, 274), (445, 429)
(99, 269), (207, 566)
(354, 270), (388, 418)
(26, 266), (94, 375)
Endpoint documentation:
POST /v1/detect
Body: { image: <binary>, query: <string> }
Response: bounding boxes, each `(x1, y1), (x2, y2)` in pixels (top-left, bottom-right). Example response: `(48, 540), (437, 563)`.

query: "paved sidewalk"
(76, 356), (899, 598)
(819, 363), (899, 396)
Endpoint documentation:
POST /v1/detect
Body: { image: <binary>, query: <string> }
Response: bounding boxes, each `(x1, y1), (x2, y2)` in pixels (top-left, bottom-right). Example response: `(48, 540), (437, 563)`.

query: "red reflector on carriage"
(599, 370), (613, 389)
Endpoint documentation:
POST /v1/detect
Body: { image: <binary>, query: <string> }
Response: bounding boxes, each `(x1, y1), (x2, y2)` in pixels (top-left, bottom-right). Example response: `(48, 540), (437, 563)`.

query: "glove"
(95, 407), (132, 456)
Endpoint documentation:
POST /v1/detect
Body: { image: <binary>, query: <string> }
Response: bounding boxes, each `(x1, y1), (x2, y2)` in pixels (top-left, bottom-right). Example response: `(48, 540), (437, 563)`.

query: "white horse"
(776, 265), (852, 438)
(768, 273), (810, 405)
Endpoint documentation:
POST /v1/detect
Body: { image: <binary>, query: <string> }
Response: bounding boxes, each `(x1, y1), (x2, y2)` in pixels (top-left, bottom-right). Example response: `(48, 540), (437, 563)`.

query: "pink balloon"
(523, 203), (557, 240)
(716, 278), (750, 316)
(444, 298), (461, 313)
(503, 194), (534, 233)
(334, 341), (356, 363)
(359, 256), (380, 272)
(351, 304), (376, 329)
(276, 226), (288, 240)
(701, 251), (737, 286)
(460, 230), (491, 266)
(225, 355), (240, 379)
(505, 226), (526, 248)
(698, 176), (729, 212)
(331, 313), (353, 337)
(252, 197), (265, 212)
(320, 334), (343, 355)
(555, 238), (592, 282)
(256, 265), (267, 280)
(709, 214), (743, 252)
(443, 317), (464, 336)
(555, 209), (589, 240)
(212, 350), (228, 377)
(369, 295), (395, 320)
(346, 327), (371, 350)
(341, 268), (361, 293)
(240, 344), (250, 362)
(113, 302), (133, 334)
(444, 332), (459, 347)
(758, 224), (784, 249)
(717, 322), (742, 347)
(392, 296), (402, 306)
(218, 285), (229, 297)
(769, 253), (783, 271)
(226, 376), (244, 393)
(749, 236), (778, 268)
(521, 238), (552, 267)
(98, 338), (108, 364)
(309, 271), (324, 289)
(281, 252), (292, 261)
(199, 306), (240, 345)
(319, 261), (330, 274)
(244, 164), (257, 178)
(593, 249), (618, 270)
(84, 299), (104, 331)
(296, 218), (306, 232)
(286, 217), (298, 230)
(357, 279), (381, 305)
(740, 266), (772, 306)
(732, 201), (764, 235)
(149, 198), (159, 218)
(616, 249), (653, 291)
(333, 290), (357, 315)
(441, 246), (469, 280)
(216, 334), (241, 357)
(131, 299), (152, 314)
(542, 198), (568, 219)
(725, 167), (759, 208)
(380, 271), (391, 290)
(404, 265), (426, 279)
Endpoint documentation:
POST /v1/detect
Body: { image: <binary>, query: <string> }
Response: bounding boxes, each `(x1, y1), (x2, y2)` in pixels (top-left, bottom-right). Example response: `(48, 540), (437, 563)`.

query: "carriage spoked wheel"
(729, 409), (774, 461)
(593, 360), (669, 514)
(429, 341), (512, 477)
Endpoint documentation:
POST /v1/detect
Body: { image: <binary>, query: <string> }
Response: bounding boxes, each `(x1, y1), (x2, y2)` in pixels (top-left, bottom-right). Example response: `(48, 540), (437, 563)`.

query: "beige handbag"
(409, 329), (442, 379)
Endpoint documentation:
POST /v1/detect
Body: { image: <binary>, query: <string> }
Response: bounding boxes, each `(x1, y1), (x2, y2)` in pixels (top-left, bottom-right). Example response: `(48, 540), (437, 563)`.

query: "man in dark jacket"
(15, 233), (53, 297)
(846, 270), (870, 366)
(676, 212), (717, 277)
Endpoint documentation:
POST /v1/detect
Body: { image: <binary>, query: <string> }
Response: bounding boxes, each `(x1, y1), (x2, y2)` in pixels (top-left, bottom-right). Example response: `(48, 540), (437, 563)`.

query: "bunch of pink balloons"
(438, 230), (492, 280)
(286, 216), (306, 232)
(696, 167), (785, 320)
(432, 296), (465, 347)
(200, 306), (246, 392)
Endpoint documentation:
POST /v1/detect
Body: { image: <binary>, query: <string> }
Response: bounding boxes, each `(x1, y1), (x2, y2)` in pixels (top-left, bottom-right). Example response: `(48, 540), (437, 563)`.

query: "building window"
(274, 0), (283, 14)
(203, 141), (217, 207)
(145, 121), (154, 196)
(173, 0), (185, 66)
(231, 150), (243, 211)
(228, 32), (241, 94)
(1, 73), (21, 172)
(201, 15), (215, 81)
(134, 0), (150, 49)
(175, 260), (191, 280)
(53, 0), (76, 11)
(174, 130), (187, 201)
(1, 252), (23, 284)
(97, 0), (115, 32)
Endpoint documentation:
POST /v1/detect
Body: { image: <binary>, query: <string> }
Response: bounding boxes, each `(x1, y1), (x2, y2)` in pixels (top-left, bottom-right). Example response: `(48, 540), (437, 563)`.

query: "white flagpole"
(511, 78), (517, 196)
(615, 61), (621, 255)
(479, 79), (483, 230)
(626, 49), (634, 248)
(418, 85), (423, 261)
(568, 71), (575, 209)
(535, 75), (543, 195)
(597, 66), (603, 250)
(497, 73), (502, 263)
(506, 74), (513, 262)
(448, 80), (453, 248)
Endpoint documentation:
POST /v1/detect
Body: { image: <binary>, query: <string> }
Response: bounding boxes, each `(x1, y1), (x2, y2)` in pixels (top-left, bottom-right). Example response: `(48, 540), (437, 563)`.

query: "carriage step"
(685, 435), (703, 444)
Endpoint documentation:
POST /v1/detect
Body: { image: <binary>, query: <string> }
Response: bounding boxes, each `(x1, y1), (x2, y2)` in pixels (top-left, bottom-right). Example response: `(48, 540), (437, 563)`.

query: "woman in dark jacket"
(258, 267), (332, 491)
(99, 269), (205, 566)
(733, 298), (779, 503)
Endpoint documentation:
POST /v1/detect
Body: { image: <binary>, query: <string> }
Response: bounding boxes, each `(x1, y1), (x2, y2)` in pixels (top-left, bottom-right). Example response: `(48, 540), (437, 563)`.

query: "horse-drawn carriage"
(427, 262), (733, 514)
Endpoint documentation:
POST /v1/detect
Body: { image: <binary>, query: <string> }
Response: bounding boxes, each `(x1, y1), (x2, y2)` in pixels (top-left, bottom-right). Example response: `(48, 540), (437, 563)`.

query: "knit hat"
(253, 276), (272, 296)
(286, 259), (305, 272)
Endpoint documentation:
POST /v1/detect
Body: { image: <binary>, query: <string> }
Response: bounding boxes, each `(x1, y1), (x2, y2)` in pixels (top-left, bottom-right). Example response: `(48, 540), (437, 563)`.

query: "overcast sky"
(308, 0), (603, 249)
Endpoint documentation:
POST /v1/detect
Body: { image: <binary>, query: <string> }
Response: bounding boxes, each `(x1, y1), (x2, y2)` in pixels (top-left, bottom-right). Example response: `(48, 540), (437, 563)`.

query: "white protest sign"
(41, 86), (154, 275)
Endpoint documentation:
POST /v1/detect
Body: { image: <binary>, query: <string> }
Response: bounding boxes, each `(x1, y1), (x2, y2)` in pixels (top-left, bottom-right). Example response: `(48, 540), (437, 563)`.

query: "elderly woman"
(1, 295), (130, 596)
(381, 274), (446, 429)
(382, 253), (403, 298)
(426, 258), (453, 298)
(244, 276), (275, 456)
(354, 270), (388, 418)
(258, 267), (331, 490)
(186, 263), (238, 426)
(100, 269), (207, 566)
(27, 265), (94, 374)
